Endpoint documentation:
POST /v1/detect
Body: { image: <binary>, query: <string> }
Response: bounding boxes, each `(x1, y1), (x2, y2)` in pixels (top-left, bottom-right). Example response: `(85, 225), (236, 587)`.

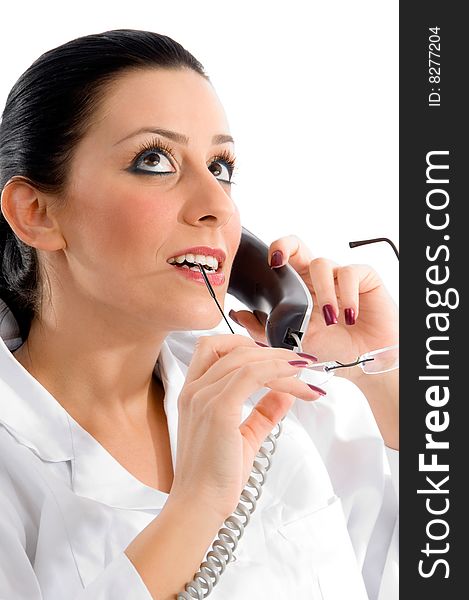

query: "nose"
(180, 165), (236, 229)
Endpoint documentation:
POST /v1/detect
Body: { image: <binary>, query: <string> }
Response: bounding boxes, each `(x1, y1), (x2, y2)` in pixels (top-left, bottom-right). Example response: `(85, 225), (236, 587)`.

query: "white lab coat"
(0, 298), (398, 599)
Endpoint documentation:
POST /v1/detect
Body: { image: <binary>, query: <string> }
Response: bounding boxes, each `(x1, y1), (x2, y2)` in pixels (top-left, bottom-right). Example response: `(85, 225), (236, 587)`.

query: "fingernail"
(255, 341), (269, 347)
(306, 384), (327, 396)
(345, 308), (356, 326)
(270, 250), (283, 268)
(296, 351), (318, 362)
(229, 309), (242, 326)
(288, 360), (310, 366)
(322, 304), (338, 326)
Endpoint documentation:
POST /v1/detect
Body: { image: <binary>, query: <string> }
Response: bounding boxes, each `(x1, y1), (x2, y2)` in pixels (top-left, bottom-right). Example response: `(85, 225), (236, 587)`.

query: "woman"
(0, 30), (398, 599)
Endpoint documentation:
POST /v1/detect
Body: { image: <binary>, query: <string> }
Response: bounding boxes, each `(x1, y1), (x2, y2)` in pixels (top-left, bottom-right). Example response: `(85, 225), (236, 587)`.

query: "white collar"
(0, 298), (189, 509)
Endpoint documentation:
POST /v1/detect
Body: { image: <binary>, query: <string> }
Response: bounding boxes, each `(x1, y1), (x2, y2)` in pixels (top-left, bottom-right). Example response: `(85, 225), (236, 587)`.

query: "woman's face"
(56, 67), (241, 332)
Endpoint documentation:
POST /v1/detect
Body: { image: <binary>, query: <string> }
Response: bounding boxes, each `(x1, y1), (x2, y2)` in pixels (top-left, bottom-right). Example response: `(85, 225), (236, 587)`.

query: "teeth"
(206, 256), (218, 270)
(168, 253), (220, 271)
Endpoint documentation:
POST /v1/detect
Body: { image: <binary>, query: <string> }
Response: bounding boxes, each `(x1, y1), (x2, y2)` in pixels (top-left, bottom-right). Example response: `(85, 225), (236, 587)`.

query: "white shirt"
(0, 298), (398, 599)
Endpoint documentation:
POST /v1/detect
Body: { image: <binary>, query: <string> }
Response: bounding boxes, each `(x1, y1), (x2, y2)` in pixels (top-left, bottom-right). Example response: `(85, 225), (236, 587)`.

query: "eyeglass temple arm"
(325, 356), (374, 372)
(349, 237), (399, 260)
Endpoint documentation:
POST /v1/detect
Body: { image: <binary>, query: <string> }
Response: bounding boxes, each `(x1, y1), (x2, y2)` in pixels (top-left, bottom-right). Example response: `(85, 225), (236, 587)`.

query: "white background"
(0, 0), (398, 322)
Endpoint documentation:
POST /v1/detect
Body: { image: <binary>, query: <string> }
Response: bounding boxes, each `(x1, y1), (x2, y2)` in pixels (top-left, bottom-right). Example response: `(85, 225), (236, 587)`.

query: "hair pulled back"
(0, 29), (207, 341)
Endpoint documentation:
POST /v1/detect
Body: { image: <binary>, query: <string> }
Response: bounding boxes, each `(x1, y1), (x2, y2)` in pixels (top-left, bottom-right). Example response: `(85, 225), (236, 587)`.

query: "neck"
(12, 309), (169, 425)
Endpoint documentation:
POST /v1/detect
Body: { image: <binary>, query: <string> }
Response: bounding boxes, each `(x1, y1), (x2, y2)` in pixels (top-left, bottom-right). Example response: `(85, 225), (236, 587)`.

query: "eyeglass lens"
(361, 346), (399, 374)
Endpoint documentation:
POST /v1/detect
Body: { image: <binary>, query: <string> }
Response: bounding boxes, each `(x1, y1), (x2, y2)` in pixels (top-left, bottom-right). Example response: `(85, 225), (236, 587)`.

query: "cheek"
(64, 179), (173, 270)
(227, 207), (242, 253)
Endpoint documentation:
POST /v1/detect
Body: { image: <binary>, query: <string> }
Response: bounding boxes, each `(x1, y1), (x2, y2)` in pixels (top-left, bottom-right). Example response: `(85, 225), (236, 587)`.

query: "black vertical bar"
(400, 2), (465, 596)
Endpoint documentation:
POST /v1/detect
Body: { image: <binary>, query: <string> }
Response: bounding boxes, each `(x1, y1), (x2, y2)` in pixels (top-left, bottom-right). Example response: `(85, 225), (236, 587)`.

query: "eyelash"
(130, 136), (237, 183)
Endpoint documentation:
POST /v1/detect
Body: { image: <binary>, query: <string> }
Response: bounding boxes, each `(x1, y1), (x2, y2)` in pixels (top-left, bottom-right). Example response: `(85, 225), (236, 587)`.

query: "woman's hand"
(228, 235), (399, 450)
(169, 334), (322, 521)
(228, 234), (398, 369)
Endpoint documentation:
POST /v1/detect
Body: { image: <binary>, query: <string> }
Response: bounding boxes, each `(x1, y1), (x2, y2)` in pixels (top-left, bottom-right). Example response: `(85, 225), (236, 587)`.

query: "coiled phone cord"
(177, 332), (303, 599)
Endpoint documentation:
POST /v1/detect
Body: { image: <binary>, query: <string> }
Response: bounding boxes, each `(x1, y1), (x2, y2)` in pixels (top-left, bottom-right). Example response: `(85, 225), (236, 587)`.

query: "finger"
(228, 309), (267, 343)
(240, 376), (326, 462)
(263, 373), (326, 399)
(336, 266), (360, 324)
(268, 234), (315, 275)
(192, 345), (316, 390)
(192, 358), (316, 415)
(185, 334), (258, 384)
(239, 389), (296, 453)
(307, 257), (340, 325)
(336, 264), (382, 324)
(221, 359), (325, 410)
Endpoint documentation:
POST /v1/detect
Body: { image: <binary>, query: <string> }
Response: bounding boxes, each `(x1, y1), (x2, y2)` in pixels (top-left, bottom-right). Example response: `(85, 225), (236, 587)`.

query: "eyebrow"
(114, 127), (234, 147)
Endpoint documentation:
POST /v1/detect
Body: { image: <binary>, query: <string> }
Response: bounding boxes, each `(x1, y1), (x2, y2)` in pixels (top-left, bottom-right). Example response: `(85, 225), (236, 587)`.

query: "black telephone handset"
(227, 227), (313, 351)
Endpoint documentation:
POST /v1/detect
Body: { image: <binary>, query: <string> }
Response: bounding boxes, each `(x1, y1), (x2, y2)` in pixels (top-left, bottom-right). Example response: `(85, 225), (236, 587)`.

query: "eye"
(208, 160), (231, 183)
(134, 149), (175, 175)
(127, 136), (177, 176)
(208, 151), (237, 184)
(127, 136), (237, 183)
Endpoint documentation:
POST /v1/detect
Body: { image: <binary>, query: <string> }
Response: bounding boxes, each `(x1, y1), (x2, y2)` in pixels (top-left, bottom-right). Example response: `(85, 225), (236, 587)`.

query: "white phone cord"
(177, 332), (302, 599)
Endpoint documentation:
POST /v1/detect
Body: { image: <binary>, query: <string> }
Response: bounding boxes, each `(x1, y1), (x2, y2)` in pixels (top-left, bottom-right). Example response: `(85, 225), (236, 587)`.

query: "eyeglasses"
(297, 344), (399, 387)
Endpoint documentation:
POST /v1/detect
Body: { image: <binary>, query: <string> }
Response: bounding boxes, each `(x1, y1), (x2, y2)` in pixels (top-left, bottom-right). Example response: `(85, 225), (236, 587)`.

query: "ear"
(1, 177), (66, 251)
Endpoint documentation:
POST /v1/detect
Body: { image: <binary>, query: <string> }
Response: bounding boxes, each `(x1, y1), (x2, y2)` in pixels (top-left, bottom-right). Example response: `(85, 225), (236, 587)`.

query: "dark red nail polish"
(307, 384), (327, 396)
(229, 309), (242, 326)
(270, 250), (283, 268)
(288, 360), (310, 366)
(255, 341), (269, 347)
(345, 308), (356, 325)
(322, 304), (338, 326)
(296, 352), (318, 362)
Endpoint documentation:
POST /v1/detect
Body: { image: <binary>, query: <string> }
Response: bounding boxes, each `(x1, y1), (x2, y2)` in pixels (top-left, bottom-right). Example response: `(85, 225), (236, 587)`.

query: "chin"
(188, 312), (225, 331)
(166, 301), (225, 331)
